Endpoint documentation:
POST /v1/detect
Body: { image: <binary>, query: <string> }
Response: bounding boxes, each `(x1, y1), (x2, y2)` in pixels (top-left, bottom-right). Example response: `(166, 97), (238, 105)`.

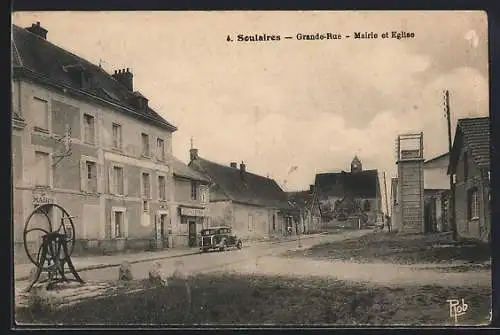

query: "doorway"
(188, 220), (197, 247)
(160, 214), (168, 248)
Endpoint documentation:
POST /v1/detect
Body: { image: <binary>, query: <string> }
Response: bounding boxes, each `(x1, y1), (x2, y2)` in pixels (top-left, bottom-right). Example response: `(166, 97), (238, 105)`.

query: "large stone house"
(448, 116), (490, 242)
(423, 152), (451, 233)
(188, 148), (293, 241)
(286, 185), (323, 234)
(11, 22), (201, 261)
(314, 156), (382, 227)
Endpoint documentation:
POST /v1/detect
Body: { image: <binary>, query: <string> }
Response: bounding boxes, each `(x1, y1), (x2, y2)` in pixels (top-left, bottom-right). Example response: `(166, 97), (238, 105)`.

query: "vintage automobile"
(199, 226), (242, 252)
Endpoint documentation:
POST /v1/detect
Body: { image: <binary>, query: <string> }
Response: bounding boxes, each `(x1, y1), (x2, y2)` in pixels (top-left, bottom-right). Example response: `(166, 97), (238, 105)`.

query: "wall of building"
(424, 161), (450, 190)
(454, 147), (490, 241)
(12, 77), (178, 259)
(233, 203), (272, 240)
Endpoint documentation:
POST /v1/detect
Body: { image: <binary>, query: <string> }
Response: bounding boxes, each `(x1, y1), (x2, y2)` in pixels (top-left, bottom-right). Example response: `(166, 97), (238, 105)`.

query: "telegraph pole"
(444, 90), (457, 241)
(383, 172), (389, 217)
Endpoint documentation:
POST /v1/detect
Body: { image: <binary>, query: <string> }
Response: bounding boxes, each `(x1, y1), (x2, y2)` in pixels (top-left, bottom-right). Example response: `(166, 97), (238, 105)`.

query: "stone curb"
(15, 233), (326, 283)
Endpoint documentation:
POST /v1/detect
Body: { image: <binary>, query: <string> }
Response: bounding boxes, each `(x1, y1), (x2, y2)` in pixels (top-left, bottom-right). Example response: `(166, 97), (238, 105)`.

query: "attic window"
(62, 64), (92, 89)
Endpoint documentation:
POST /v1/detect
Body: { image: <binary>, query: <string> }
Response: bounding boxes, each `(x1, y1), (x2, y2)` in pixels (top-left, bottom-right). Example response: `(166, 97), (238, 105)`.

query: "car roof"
(201, 226), (231, 230)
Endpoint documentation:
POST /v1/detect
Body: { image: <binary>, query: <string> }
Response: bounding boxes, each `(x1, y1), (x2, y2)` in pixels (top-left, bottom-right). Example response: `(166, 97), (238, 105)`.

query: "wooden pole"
(383, 172), (389, 216)
(444, 90), (457, 241)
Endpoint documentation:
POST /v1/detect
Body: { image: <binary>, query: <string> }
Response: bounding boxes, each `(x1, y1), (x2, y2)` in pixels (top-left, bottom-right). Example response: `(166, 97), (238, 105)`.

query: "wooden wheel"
(23, 203), (76, 269)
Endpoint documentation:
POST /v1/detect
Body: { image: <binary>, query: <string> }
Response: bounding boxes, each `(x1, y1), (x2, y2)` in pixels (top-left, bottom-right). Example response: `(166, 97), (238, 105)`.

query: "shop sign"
(32, 190), (54, 206)
(180, 207), (206, 217)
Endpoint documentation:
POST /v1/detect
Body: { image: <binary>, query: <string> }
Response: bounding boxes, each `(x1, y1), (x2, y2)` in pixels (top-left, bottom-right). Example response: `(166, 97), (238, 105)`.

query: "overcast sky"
(13, 11), (488, 200)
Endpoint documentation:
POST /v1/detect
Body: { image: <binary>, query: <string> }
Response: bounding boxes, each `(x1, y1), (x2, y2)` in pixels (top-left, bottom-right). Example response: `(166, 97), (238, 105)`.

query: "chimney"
(309, 185), (315, 193)
(190, 148), (198, 162)
(112, 68), (133, 91)
(25, 22), (48, 40)
(230, 162), (237, 168)
(240, 161), (246, 180)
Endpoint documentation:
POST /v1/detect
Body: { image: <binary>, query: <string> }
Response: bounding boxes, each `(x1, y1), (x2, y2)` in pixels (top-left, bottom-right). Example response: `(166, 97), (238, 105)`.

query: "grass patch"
(286, 231), (491, 265)
(15, 273), (490, 326)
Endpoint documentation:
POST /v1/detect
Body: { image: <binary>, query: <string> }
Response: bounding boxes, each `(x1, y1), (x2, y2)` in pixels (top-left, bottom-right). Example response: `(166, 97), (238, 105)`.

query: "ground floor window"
(467, 188), (480, 221)
(111, 207), (127, 239)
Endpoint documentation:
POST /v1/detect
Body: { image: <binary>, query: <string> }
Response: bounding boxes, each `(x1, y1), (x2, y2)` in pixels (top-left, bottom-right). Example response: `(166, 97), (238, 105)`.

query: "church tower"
(351, 155), (362, 173)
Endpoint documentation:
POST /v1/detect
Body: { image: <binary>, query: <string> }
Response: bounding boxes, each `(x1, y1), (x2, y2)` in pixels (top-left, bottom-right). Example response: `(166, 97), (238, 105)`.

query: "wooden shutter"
(108, 165), (114, 194)
(97, 162), (103, 193)
(110, 210), (116, 239)
(123, 167), (128, 196)
(123, 210), (129, 238)
(80, 158), (87, 192)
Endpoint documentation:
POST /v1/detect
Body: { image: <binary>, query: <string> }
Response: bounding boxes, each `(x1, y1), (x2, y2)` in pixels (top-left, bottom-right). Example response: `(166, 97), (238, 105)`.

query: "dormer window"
(131, 91), (149, 110)
(62, 63), (93, 89)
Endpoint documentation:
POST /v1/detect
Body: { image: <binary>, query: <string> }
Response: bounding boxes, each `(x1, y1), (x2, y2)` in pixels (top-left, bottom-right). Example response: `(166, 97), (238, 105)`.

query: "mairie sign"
(180, 207), (206, 217)
(32, 191), (54, 206)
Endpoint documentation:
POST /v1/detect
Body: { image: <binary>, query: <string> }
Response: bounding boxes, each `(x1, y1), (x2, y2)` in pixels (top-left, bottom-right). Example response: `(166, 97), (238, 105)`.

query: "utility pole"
(444, 90), (457, 241)
(383, 172), (389, 217)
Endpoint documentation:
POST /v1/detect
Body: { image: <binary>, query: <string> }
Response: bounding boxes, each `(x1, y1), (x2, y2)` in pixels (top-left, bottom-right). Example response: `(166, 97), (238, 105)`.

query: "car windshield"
(201, 229), (217, 236)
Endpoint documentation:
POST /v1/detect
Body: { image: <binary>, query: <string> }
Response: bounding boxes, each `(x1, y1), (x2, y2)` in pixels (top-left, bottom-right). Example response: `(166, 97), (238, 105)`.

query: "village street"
(15, 230), (369, 292)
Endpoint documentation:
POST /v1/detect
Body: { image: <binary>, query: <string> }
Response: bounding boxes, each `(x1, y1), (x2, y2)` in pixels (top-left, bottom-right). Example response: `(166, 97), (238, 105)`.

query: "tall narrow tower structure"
(394, 132), (425, 233)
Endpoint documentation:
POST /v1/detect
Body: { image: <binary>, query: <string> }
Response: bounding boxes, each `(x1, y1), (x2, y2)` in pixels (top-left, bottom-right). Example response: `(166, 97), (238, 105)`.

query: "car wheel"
(236, 240), (242, 249)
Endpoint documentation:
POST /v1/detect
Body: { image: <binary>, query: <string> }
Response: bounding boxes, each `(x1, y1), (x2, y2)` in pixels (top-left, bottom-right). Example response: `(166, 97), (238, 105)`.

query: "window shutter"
(123, 168), (129, 196)
(80, 159), (87, 192)
(97, 163), (103, 193)
(108, 166), (114, 194)
(149, 174), (153, 199)
(110, 211), (116, 239)
(123, 210), (129, 238)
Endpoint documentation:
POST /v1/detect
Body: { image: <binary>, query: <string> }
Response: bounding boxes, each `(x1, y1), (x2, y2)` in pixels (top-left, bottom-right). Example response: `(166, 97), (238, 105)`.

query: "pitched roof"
(167, 154), (210, 183)
(449, 116), (490, 174)
(11, 24), (176, 131)
(190, 157), (290, 208)
(424, 152), (449, 165)
(286, 190), (314, 210)
(315, 169), (380, 198)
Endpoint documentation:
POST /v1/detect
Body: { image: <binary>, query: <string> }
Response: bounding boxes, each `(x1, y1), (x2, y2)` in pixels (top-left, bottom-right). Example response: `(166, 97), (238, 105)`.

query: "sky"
(12, 11), (489, 203)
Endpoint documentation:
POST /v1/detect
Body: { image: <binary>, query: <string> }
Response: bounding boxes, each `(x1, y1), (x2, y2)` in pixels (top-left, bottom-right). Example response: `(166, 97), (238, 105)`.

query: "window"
(467, 188), (480, 220)
(142, 172), (151, 199)
(141, 133), (150, 156)
(143, 200), (149, 212)
(114, 211), (124, 238)
(111, 208), (127, 239)
(200, 187), (208, 204)
(112, 123), (122, 150)
(463, 151), (469, 181)
(86, 161), (97, 193)
(32, 97), (49, 131)
(83, 114), (95, 144)
(191, 180), (198, 200)
(248, 214), (254, 231)
(272, 214), (276, 231)
(156, 138), (165, 161)
(113, 166), (124, 195)
(158, 175), (166, 200)
(34, 151), (50, 186)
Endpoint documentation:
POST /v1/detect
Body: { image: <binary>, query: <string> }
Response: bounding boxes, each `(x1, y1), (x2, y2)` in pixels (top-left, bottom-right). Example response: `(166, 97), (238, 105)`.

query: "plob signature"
(447, 298), (469, 323)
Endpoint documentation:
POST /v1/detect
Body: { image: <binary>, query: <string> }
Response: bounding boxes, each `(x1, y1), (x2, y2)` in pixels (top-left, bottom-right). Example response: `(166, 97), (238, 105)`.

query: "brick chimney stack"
(240, 161), (246, 180)
(25, 22), (48, 40)
(112, 68), (133, 91)
(309, 185), (315, 193)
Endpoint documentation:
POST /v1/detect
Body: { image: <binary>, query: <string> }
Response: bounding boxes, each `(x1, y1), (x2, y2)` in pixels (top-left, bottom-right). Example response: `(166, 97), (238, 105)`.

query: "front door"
(160, 214), (168, 247)
(188, 220), (197, 247)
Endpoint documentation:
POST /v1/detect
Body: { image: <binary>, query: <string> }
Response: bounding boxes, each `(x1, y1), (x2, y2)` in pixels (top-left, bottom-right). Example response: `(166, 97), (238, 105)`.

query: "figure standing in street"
(385, 215), (392, 232)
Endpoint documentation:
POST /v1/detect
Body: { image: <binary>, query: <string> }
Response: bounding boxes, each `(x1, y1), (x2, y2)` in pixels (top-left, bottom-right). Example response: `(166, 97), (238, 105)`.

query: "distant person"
(385, 215), (392, 232)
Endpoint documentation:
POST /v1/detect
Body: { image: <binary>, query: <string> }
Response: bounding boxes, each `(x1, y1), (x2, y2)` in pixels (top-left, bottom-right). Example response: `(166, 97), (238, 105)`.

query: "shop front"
(177, 206), (208, 247)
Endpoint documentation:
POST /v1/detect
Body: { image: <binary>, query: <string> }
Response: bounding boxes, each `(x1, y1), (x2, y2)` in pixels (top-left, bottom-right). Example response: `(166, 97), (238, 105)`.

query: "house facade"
(423, 152), (451, 233)
(314, 156), (382, 227)
(188, 149), (293, 241)
(448, 117), (490, 242)
(286, 185), (323, 234)
(11, 22), (198, 261)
